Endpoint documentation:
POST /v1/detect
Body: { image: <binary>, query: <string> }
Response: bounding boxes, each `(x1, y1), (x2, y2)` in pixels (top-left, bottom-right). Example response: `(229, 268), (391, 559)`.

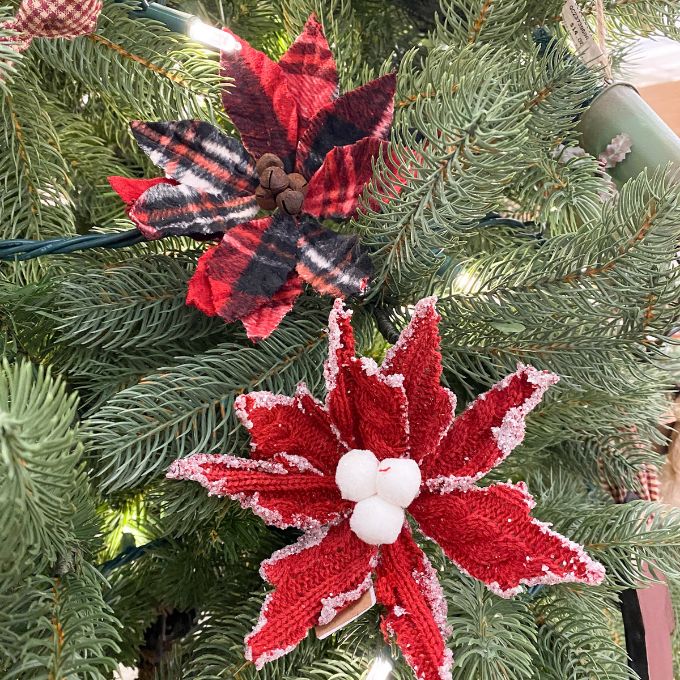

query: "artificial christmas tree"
(1, 1), (680, 679)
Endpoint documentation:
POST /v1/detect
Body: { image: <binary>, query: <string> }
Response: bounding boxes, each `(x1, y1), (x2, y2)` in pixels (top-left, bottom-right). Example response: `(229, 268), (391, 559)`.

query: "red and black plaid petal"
(129, 182), (259, 240)
(303, 137), (387, 220)
(221, 30), (298, 171)
(130, 120), (258, 195)
(241, 273), (303, 342)
(296, 72), (396, 178)
(296, 217), (372, 298)
(108, 176), (177, 209)
(279, 14), (338, 135)
(205, 213), (299, 323)
(187, 245), (219, 317)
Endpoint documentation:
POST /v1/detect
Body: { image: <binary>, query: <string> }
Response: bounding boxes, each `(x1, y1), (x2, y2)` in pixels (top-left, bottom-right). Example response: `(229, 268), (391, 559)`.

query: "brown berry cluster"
(254, 153), (309, 216)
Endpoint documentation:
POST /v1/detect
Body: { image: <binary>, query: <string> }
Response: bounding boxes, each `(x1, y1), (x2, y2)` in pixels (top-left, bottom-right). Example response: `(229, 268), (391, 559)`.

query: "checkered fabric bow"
(1, 0), (102, 52)
(168, 298), (605, 679)
(109, 15), (397, 341)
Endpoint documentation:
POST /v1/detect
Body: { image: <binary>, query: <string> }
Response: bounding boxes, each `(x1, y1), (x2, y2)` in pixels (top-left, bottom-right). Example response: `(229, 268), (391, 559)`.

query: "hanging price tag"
(561, 0), (608, 70)
(315, 587), (376, 640)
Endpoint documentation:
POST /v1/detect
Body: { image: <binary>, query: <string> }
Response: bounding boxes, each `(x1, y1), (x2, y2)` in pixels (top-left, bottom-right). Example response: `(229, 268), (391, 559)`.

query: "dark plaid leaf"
(207, 213), (299, 323)
(296, 72), (396, 178)
(129, 182), (259, 239)
(221, 32), (298, 171)
(296, 217), (373, 297)
(304, 137), (388, 220)
(279, 15), (338, 134)
(130, 120), (258, 195)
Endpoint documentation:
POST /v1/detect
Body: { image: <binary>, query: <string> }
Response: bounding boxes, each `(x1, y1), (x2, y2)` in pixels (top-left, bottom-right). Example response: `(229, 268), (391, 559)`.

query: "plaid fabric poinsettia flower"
(109, 15), (396, 341)
(167, 298), (605, 680)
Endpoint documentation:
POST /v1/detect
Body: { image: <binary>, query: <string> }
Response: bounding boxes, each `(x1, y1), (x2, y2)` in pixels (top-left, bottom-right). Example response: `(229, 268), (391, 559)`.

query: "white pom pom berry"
(375, 457), (422, 508)
(335, 449), (378, 502)
(349, 495), (405, 545)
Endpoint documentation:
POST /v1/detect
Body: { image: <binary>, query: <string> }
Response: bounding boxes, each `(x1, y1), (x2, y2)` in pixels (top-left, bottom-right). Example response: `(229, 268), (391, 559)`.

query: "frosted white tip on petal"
(376, 457), (422, 508)
(335, 449), (379, 502)
(349, 496), (404, 545)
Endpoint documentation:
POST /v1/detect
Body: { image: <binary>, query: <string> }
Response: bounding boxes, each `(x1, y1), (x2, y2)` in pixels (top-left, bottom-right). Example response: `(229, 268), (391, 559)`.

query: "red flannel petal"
(241, 273), (303, 342)
(296, 72), (396, 178)
(296, 218), (372, 298)
(245, 522), (377, 668)
(375, 526), (453, 680)
(324, 301), (409, 458)
(303, 137), (386, 220)
(279, 15), (338, 134)
(195, 214), (298, 324)
(221, 31), (298, 171)
(411, 482), (605, 597)
(130, 120), (258, 194)
(381, 298), (456, 465)
(186, 245), (219, 316)
(129, 182), (258, 240)
(166, 453), (349, 530)
(422, 365), (559, 489)
(234, 384), (344, 476)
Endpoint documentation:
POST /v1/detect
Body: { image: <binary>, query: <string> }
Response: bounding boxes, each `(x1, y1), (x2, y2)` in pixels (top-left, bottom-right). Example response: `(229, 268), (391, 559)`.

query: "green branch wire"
(0, 230), (144, 261)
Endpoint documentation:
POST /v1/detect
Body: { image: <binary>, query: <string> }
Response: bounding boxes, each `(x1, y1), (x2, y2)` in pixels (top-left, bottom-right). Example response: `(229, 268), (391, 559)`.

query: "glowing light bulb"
(188, 19), (241, 53)
(366, 656), (393, 680)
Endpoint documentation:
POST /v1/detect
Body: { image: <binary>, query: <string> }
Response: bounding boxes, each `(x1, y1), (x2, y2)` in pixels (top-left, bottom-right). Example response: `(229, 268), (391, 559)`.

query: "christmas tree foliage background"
(1, 0), (680, 678)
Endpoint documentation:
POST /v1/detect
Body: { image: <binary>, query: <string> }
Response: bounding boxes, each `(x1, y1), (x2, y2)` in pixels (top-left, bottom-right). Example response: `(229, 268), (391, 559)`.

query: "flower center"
(335, 449), (422, 546)
(254, 153), (308, 216)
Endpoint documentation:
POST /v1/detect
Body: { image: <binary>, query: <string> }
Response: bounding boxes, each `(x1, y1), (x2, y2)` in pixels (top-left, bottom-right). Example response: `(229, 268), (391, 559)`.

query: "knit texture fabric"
(108, 14), (397, 341)
(167, 297), (606, 680)
(1, 0), (102, 52)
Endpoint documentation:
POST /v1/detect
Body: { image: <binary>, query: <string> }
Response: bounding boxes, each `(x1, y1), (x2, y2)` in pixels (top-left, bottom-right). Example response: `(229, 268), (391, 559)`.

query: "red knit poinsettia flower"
(109, 15), (397, 341)
(167, 298), (605, 680)
(1, 0), (102, 52)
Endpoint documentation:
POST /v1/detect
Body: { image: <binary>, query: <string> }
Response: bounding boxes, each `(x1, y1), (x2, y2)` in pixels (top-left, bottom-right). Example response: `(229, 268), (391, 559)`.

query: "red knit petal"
(234, 384), (344, 476)
(221, 30), (298, 171)
(375, 526), (452, 680)
(246, 523), (378, 668)
(324, 302), (409, 458)
(422, 365), (559, 489)
(303, 137), (387, 220)
(381, 297), (456, 464)
(186, 245), (219, 316)
(279, 14), (338, 134)
(296, 72), (396, 178)
(411, 483), (605, 597)
(166, 453), (349, 530)
(240, 273), (303, 342)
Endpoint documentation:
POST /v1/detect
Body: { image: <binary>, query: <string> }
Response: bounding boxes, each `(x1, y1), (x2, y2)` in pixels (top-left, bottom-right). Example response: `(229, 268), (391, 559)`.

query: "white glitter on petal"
(275, 453), (324, 475)
(381, 296), (439, 371)
(259, 525), (331, 583)
(166, 453), (288, 496)
(244, 592), (298, 669)
(318, 571), (374, 625)
(234, 392), (295, 431)
(412, 554), (451, 637)
(324, 299), (353, 395)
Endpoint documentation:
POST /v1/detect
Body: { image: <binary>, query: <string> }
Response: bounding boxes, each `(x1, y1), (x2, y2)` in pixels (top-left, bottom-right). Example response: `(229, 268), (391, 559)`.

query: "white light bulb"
(366, 656), (393, 680)
(188, 20), (241, 53)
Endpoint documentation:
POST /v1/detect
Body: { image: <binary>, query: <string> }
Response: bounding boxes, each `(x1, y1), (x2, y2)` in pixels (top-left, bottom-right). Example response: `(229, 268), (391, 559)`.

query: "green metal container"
(579, 82), (680, 185)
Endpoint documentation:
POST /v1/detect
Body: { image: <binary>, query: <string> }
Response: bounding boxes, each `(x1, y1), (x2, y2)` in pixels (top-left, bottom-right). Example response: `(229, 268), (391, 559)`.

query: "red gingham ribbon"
(2, 0), (102, 52)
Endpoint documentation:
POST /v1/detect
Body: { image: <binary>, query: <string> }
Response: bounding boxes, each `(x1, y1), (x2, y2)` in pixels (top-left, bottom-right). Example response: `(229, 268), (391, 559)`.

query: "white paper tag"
(561, 0), (608, 69)
(314, 586), (376, 640)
